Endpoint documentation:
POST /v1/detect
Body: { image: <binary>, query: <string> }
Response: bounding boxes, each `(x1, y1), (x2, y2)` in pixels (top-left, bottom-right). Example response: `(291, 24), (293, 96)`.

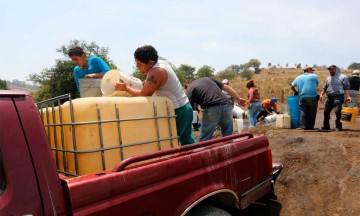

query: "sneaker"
(321, 126), (330, 130)
(335, 128), (342, 132)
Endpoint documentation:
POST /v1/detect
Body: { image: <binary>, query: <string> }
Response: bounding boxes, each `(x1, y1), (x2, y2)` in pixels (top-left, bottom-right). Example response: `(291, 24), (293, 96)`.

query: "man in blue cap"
(257, 97), (279, 121)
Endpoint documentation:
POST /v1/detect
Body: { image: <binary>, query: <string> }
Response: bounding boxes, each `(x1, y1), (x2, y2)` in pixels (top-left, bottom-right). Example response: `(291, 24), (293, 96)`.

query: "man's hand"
(115, 80), (127, 91)
(84, 73), (103, 79)
(84, 74), (96, 78)
(237, 98), (246, 106)
(346, 96), (353, 103)
(319, 95), (324, 103)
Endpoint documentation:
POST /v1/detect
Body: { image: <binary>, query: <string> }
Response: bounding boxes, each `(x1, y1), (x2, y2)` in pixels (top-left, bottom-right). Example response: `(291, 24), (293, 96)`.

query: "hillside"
(7, 80), (39, 92)
(229, 67), (355, 104)
(221, 68), (360, 215)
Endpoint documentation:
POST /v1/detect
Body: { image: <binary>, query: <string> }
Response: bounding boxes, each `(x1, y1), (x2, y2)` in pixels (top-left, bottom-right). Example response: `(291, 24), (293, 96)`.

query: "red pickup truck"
(0, 90), (282, 216)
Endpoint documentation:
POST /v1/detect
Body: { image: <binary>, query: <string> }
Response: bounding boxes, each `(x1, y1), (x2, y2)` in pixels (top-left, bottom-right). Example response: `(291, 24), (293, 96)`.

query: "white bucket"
(233, 118), (244, 133)
(236, 118), (244, 133)
(264, 113), (277, 123)
(232, 105), (244, 118)
(79, 79), (103, 98)
(101, 69), (143, 97)
(192, 111), (198, 123)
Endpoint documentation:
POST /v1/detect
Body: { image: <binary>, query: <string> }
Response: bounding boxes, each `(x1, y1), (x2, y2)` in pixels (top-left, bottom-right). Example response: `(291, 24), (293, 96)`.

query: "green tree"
(28, 40), (116, 101)
(132, 68), (146, 81)
(176, 64), (196, 80)
(215, 69), (238, 80)
(226, 64), (241, 74)
(247, 59), (261, 74)
(348, 62), (360, 70)
(29, 60), (78, 101)
(159, 58), (186, 86)
(239, 63), (250, 73)
(0, 79), (9, 90)
(296, 63), (302, 68)
(57, 40), (116, 69)
(175, 70), (186, 86)
(240, 69), (253, 80)
(196, 65), (215, 78)
(268, 62), (272, 68)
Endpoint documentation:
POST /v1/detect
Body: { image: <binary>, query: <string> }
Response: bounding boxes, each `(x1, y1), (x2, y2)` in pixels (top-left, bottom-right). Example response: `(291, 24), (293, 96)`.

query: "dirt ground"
(196, 104), (360, 216)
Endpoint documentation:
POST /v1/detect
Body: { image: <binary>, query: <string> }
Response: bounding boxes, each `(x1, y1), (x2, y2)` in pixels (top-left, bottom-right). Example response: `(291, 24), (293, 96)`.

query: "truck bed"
(62, 133), (275, 216)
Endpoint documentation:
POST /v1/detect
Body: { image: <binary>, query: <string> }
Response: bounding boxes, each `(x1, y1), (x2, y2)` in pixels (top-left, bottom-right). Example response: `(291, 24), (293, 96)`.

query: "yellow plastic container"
(42, 97), (178, 176)
(340, 106), (359, 124)
(40, 106), (68, 172)
(276, 114), (291, 129)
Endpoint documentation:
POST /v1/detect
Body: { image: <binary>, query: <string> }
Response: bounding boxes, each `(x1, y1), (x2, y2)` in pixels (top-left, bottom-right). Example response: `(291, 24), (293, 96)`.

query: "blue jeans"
(200, 104), (233, 142)
(248, 101), (261, 126)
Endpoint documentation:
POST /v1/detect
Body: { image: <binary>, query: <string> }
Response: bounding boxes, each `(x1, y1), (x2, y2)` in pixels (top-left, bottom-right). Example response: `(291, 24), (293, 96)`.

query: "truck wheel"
(186, 205), (231, 216)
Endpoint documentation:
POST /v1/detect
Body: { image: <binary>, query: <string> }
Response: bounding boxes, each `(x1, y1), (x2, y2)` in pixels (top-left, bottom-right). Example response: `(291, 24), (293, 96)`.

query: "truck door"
(0, 96), (44, 215)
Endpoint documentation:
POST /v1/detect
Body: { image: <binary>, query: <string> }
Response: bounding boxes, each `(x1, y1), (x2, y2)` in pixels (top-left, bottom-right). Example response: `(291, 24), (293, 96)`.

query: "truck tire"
(186, 205), (231, 216)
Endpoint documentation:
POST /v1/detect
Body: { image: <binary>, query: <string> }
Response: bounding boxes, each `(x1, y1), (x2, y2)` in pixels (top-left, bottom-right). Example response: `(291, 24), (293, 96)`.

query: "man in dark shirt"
(186, 77), (246, 141)
(349, 70), (360, 106)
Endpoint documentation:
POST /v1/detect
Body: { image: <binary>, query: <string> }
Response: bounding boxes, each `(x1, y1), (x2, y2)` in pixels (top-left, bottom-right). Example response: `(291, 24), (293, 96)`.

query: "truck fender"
(180, 189), (239, 216)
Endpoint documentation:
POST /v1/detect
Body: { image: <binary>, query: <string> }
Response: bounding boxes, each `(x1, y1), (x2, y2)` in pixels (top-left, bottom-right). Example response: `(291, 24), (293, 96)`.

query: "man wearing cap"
(319, 65), (352, 131)
(257, 97), (279, 121)
(221, 79), (235, 106)
(291, 66), (319, 130)
(348, 70), (360, 106)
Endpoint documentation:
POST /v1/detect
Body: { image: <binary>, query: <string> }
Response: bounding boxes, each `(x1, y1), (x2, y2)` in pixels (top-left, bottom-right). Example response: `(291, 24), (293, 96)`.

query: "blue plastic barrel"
(287, 96), (300, 129)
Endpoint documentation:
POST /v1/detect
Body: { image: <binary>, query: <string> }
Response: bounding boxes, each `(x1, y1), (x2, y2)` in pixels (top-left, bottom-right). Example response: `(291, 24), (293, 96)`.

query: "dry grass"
(229, 68), (354, 107)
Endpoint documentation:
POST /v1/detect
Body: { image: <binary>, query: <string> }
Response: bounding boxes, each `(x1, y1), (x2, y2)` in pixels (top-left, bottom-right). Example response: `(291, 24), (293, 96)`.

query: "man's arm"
(291, 86), (298, 95)
(319, 90), (326, 102)
(222, 85), (246, 106)
(85, 56), (110, 78)
(273, 103), (278, 113)
(345, 90), (352, 103)
(319, 81), (329, 103)
(115, 68), (167, 96)
(343, 77), (352, 103)
(84, 73), (104, 78)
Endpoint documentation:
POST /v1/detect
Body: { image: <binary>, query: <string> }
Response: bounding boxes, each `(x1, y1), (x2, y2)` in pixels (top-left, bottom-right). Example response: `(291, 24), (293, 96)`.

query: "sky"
(1, 0), (360, 83)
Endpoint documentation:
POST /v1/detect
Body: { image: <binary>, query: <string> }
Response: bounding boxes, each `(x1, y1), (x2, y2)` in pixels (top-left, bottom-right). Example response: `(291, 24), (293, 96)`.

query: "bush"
(240, 70), (253, 80)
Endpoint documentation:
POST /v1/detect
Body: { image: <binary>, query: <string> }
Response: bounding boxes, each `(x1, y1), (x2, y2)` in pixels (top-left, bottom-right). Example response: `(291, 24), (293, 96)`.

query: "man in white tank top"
(115, 45), (195, 145)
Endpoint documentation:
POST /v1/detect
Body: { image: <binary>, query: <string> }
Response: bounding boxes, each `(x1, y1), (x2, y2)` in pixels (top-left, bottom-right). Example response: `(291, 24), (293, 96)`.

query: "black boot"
(321, 121), (330, 130)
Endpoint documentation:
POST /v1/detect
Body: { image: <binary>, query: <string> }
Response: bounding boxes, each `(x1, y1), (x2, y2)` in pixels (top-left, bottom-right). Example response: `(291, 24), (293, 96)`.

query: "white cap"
(222, 79), (229, 85)
(353, 70), (359, 75)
